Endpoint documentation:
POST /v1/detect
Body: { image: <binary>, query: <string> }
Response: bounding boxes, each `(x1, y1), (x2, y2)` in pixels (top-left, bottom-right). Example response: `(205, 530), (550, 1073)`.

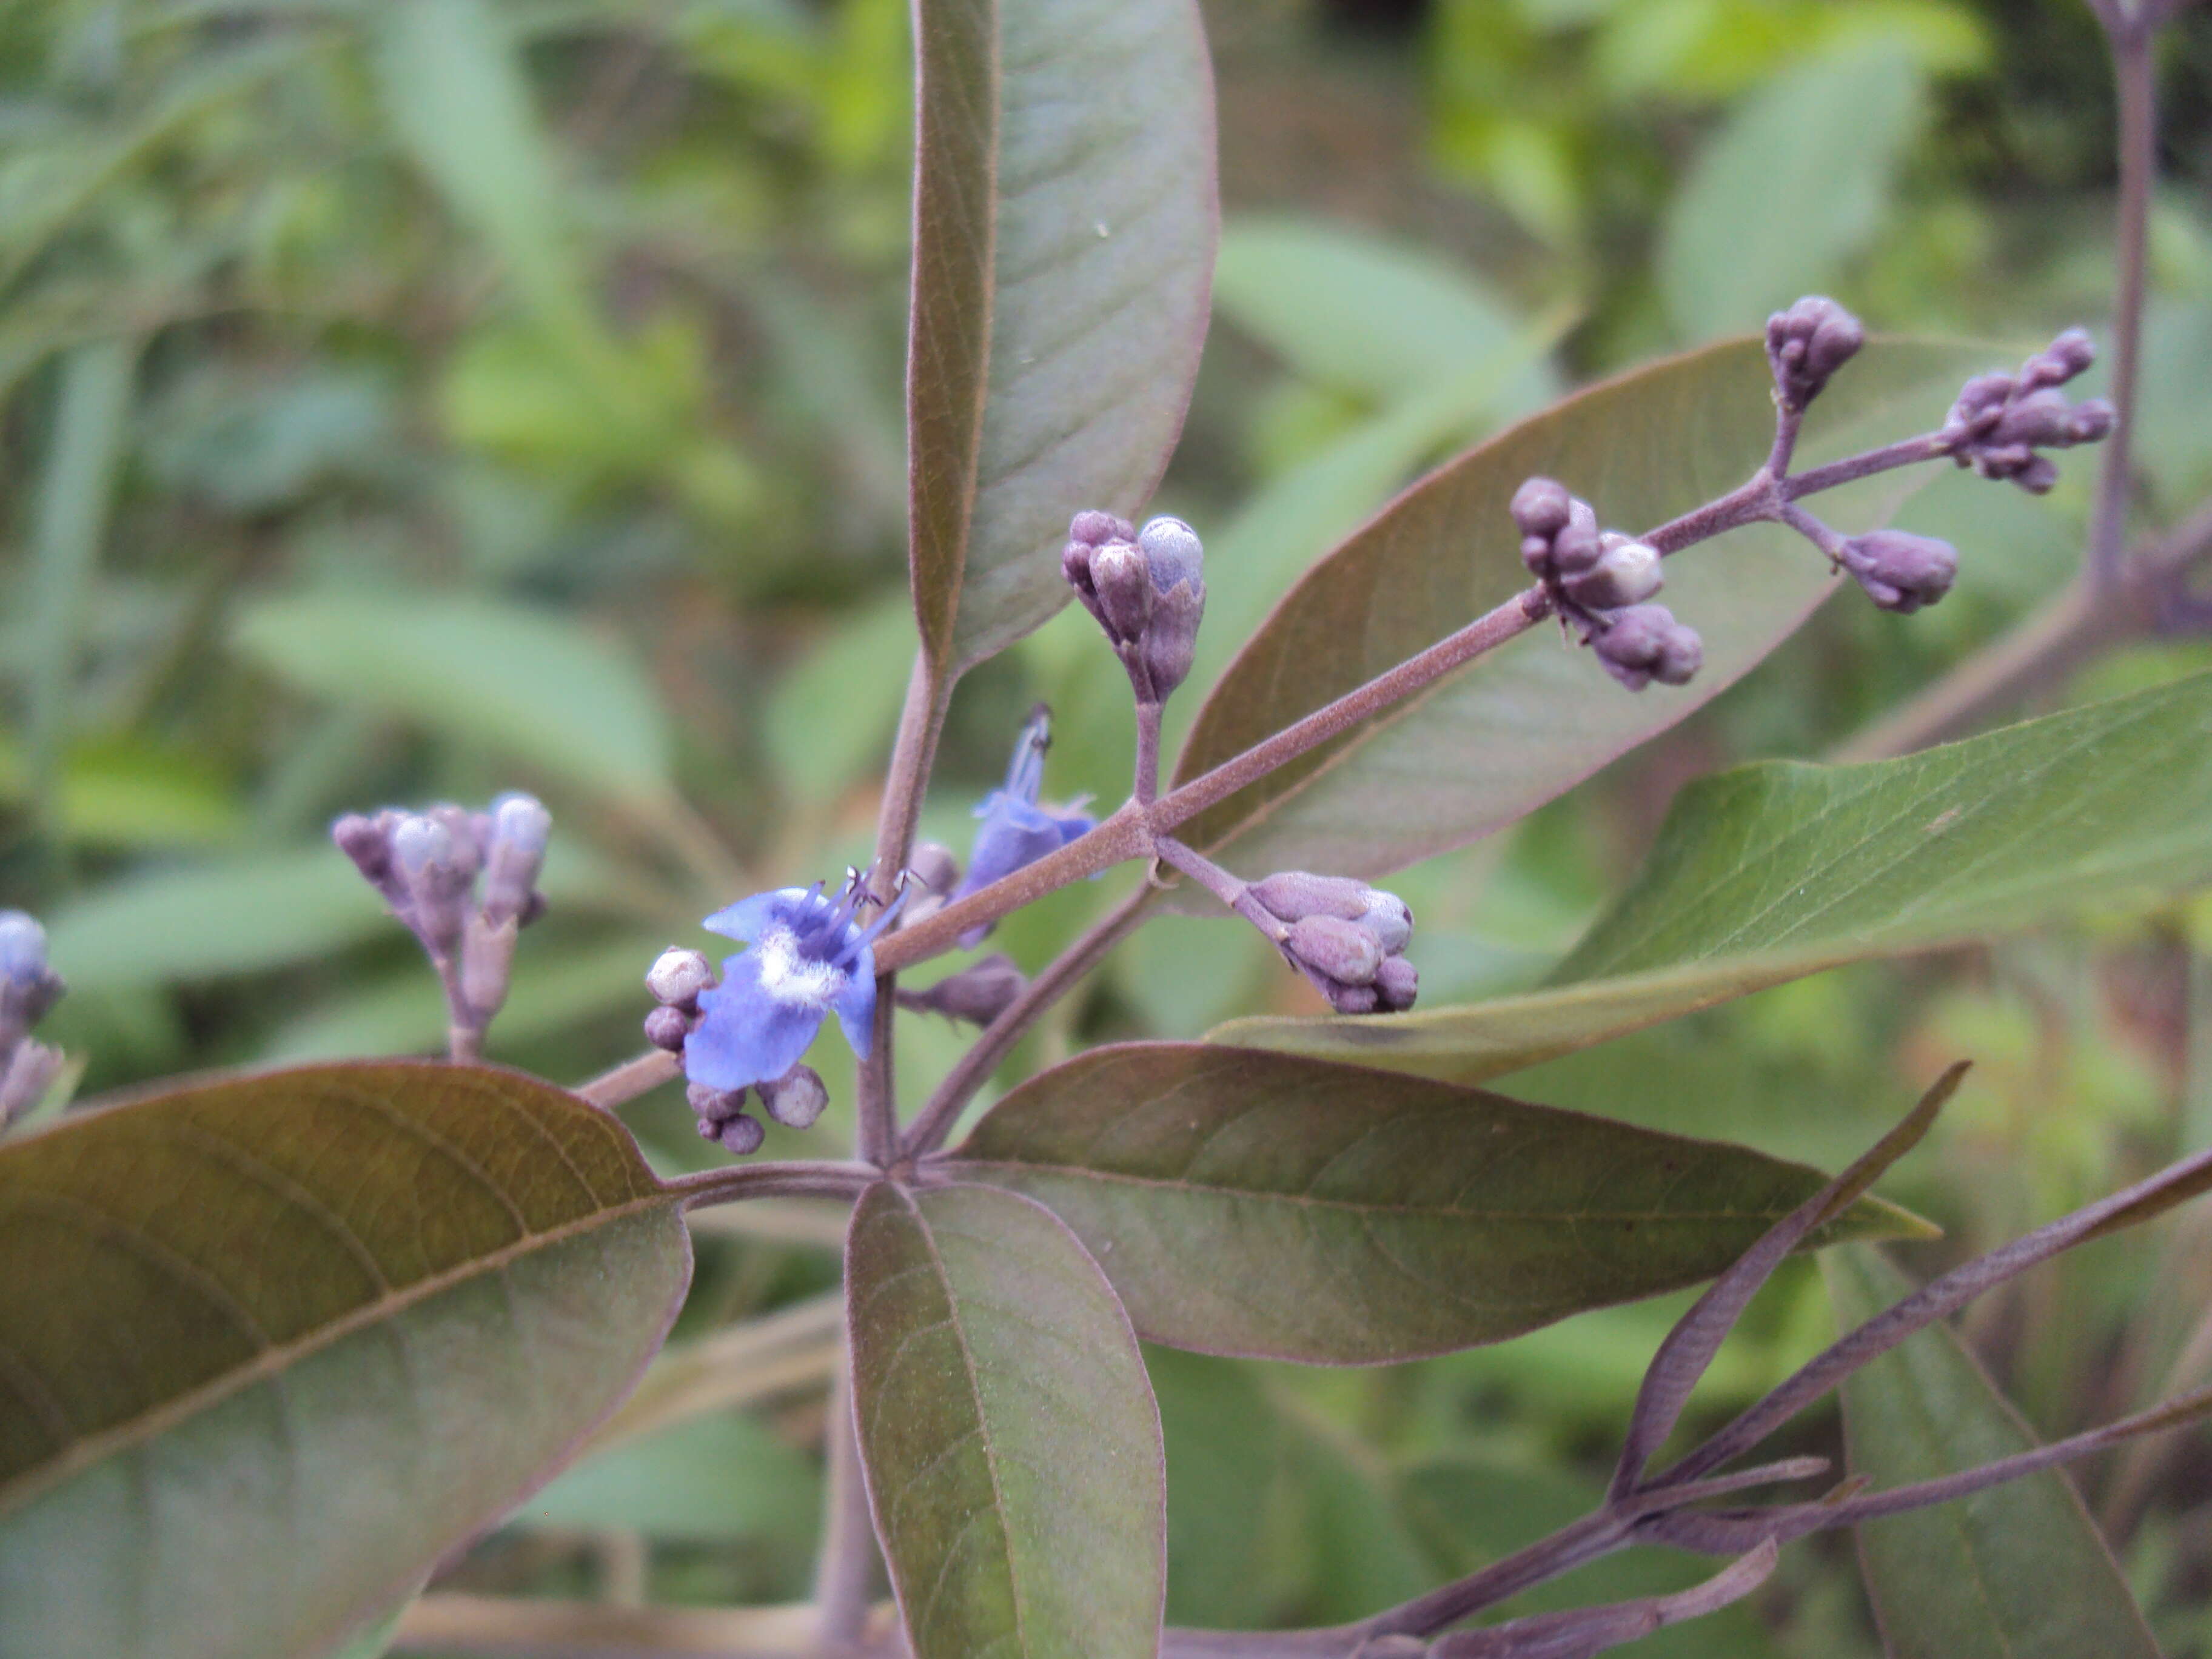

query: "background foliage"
(5, 0), (2212, 1652)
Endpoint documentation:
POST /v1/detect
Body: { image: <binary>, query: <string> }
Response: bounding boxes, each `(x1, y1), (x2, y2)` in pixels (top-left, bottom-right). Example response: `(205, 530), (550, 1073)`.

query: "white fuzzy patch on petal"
(758, 925), (846, 1007)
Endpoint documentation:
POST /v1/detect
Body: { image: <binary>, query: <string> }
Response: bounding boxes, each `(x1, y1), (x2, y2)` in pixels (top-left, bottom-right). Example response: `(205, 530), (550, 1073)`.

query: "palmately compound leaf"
(1215, 670), (2212, 1083)
(1169, 340), (1994, 896)
(846, 1181), (1165, 1659)
(905, 0), (1216, 674)
(0, 1063), (690, 1659)
(942, 1044), (1925, 1364)
(1827, 1247), (2160, 1659)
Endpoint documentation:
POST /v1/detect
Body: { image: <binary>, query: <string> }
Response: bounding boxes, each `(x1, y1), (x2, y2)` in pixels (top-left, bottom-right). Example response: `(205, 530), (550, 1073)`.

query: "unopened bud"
(899, 954), (1027, 1026)
(1375, 954), (1418, 1012)
(1069, 509), (1133, 546)
(1592, 605), (1703, 692)
(1766, 296), (1865, 408)
(2067, 398), (2116, 443)
(459, 916), (518, 1017)
(1250, 871), (1370, 924)
(332, 813), (400, 895)
(1563, 535), (1663, 611)
(1553, 498), (1602, 577)
(1840, 530), (1957, 614)
(0, 913), (51, 989)
(0, 1040), (64, 1127)
(759, 1064), (829, 1130)
(1138, 516), (1205, 594)
(1143, 583), (1204, 701)
(2023, 327), (2096, 389)
(712, 1112), (765, 1155)
(644, 1004), (692, 1051)
(688, 1079), (749, 1124)
(1356, 890), (1413, 954)
(1091, 540), (1154, 642)
(910, 842), (960, 897)
(647, 947), (716, 1008)
(1510, 477), (1574, 540)
(481, 792), (550, 925)
(1321, 980), (1380, 1014)
(1287, 915), (1382, 988)
(392, 814), (452, 880)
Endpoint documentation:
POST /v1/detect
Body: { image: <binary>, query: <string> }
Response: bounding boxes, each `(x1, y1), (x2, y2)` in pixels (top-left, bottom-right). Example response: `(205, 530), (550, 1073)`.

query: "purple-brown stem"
(666, 1160), (880, 1206)
(900, 885), (1156, 1160)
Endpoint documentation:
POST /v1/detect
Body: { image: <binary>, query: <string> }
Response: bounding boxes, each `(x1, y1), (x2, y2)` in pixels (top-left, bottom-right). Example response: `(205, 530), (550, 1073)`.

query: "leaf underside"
(0, 1063), (689, 1659)
(1216, 669), (2212, 1082)
(945, 1044), (1924, 1364)
(846, 1181), (1165, 1659)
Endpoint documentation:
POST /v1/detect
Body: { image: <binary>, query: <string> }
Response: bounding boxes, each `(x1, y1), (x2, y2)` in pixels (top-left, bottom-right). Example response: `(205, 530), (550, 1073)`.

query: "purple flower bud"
(1375, 954), (1418, 1013)
(909, 842), (960, 898)
(1138, 515), (1204, 593)
(1840, 530), (1958, 613)
(714, 1113), (766, 1156)
(1510, 477), (1574, 540)
(2067, 398), (2116, 443)
(1766, 297), (1865, 409)
(1356, 890), (1413, 955)
(1091, 539), (1154, 643)
(898, 953), (1028, 1027)
(647, 947), (716, 1008)
(480, 792), (549, 926)
(1592, 605), (1703, 692)
(645, 1005), (692, 1051)
(1069, 509), (1134, 546)
(688, 1079), (749, 1124)
(1320, 980), (1379, 1014)
(1249, 871), (1371, 924)
(759, 1063), (829, 1130)
(0, 913), (51, 990)
(1143, 582), (1205, 701)
(1948, 374), (2016, 435)
(1563, 535), (1664, 612)
(1285, 915), (1382, 988)
(332, 813), (400, 896)
(2023, 326), (2095, 389)
(392, 814), (452, 879)
(1554, 498), (1603, 577)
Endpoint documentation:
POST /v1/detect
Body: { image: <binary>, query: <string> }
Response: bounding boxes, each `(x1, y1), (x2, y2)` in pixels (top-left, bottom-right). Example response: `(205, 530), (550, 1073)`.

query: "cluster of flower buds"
(1062, 511), (1207, 705)
(1248, 872), (1418, 1014)
(1943, 329), (2114, 494)
(1837, 528), (1959, 614)
(896, 953), (1028, 1027)
(644, 945), (831, 1154)
(333, 794), (552, 1037)
(0, 911), (66, 1127)
(1512, 477), (1703, 692)
(1765, 295), (1866, 411)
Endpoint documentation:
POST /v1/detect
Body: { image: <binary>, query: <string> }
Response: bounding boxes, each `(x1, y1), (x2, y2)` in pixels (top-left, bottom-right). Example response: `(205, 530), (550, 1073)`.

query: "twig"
(665, 1161), (879, 1207)
(900, 884), (1156, 1159)
(577, 1049), (681, 1110)
(815, 1352), (881, 1647)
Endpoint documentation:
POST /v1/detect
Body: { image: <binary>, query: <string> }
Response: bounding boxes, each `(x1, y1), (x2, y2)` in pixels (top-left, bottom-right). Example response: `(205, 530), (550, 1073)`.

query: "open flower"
(684, 877), (903, 1092)
(953, 707), (1094, 943)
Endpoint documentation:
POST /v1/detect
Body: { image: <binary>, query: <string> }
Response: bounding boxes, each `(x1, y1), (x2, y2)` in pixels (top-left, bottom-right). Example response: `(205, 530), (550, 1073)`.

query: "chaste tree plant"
(3, 1), (2212, 1657)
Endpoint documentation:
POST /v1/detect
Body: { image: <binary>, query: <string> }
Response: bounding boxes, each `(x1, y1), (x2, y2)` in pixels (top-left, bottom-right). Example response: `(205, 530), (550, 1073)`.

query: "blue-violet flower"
(953, 708), (1094, 943)
(686, 878), (904, 1091)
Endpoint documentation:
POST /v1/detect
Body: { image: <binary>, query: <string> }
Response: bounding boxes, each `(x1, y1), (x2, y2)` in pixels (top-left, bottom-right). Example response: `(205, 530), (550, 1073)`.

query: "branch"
(666, 1161), (880, 1207)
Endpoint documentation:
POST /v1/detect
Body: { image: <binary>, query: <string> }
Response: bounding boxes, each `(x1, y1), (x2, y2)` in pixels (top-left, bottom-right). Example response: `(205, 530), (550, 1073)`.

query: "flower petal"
(703, 887), (816, 943)
(830, 945), (878, 1060)
(686, 949), (826, 1089)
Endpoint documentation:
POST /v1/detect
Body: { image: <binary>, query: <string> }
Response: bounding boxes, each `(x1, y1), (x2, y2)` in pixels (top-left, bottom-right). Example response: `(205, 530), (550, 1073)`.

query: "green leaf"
(230, 592), (674, 805)
(45, 840), (623, 992)
(1169, 340), (1991, 893)
(0, 1063), (690, 1659)
(1826, 1247), (2159, 1659)
(1216, 671), (2212, 1083)
(846, 1181), (1165, 1659)
(1212, 215), (1557, 409)
(906, 0), (1218, 672)
(766, 595), (922, 805)
(1658, 50), (1923, 343)
(943, 1044), (1925, 1364)
(1145, 1347), (1288, 1629)
(517, 1411), (819, 1546)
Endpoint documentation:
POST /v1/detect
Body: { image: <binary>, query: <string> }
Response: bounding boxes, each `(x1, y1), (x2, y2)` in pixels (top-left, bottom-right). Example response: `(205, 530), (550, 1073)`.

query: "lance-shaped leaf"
(941, 1045), (1925, 1365)
(846, 1181), (1165, 1659)
(1167, 341), (1989, 892)
(905, 0), (1216, 672)
(0, 1063), (690, 1659)
(1216, 670), (2212, 1082)
(1825, 1247), (2159, 1659)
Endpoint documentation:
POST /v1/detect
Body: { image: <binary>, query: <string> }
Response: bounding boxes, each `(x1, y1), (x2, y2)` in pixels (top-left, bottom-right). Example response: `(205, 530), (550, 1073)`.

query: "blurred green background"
(6, 0), (2212, 1652)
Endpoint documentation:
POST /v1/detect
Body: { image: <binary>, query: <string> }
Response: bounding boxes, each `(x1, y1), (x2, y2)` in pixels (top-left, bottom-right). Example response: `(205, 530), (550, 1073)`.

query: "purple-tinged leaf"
(1825, 1247), (2160, 1659)
(0, 1063), (690, 1659)
(941, 1044), (1926, 1364)
(846, 1181), (1165, 1659)
(1168, 340), (1992, 893)
(905, 0), (1217, 674)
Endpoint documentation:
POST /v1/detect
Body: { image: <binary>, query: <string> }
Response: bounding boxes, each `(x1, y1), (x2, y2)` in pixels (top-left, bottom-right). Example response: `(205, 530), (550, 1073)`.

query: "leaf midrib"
(0, 1187), (677, 1518)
